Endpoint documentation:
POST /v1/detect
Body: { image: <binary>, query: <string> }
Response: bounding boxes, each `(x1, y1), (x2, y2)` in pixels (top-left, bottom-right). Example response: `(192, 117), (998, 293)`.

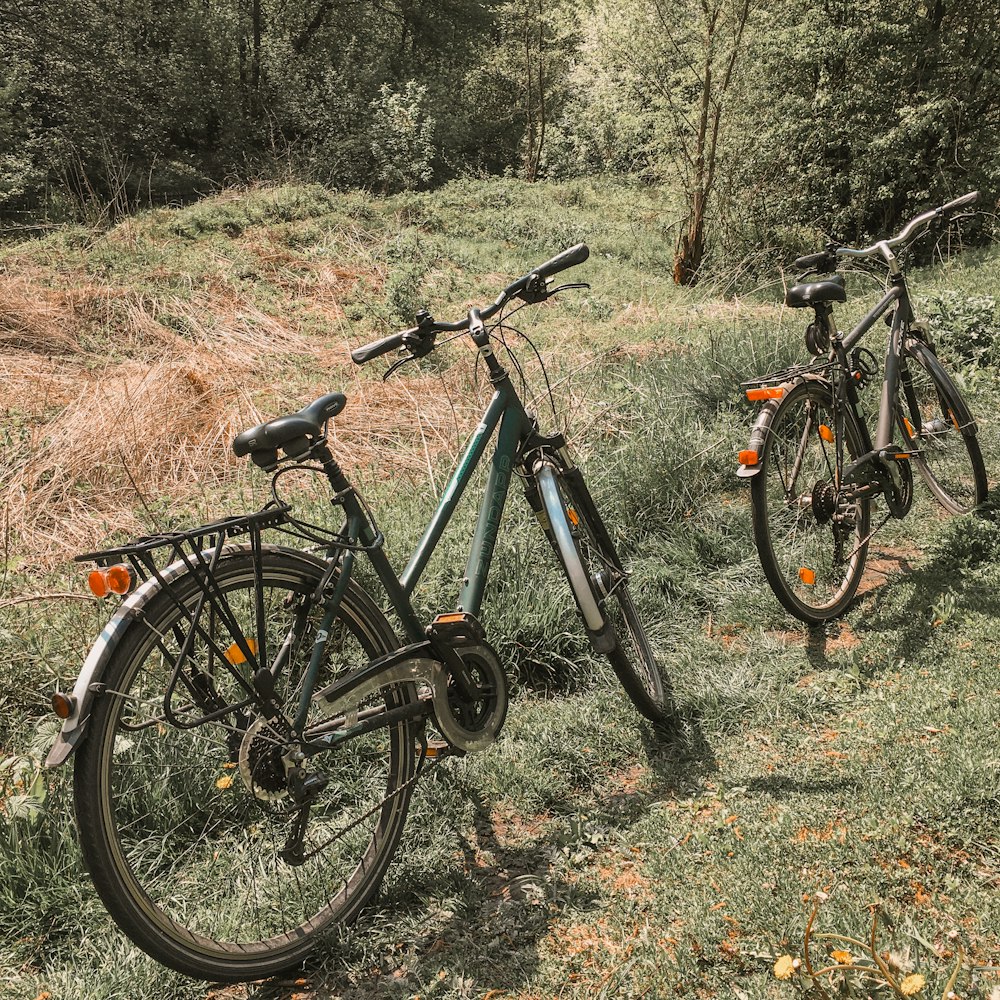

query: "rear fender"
(737, 376), (832, 478)
(44, 554), (201, 769)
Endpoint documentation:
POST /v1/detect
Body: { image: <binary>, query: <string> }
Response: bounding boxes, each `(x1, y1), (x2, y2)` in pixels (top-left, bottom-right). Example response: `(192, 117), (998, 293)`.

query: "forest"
(2, 0), (999, 279)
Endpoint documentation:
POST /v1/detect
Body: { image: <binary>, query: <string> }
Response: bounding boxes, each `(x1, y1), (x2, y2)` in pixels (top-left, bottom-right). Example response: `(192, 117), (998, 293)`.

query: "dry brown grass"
(1, 237), (613, 568)
(0, 268), (489, 564)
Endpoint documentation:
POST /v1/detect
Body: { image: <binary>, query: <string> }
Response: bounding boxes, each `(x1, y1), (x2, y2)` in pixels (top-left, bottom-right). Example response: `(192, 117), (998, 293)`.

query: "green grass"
(2, 180), (1000, 999)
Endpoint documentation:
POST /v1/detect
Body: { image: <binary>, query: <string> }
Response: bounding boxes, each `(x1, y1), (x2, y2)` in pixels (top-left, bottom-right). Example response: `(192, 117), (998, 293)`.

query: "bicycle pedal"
(420, 737), (462, 760)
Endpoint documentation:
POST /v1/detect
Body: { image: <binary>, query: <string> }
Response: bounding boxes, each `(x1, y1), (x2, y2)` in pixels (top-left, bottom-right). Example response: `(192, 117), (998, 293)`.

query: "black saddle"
(233, 392), (346, 468)
(785, 274), (846, 309)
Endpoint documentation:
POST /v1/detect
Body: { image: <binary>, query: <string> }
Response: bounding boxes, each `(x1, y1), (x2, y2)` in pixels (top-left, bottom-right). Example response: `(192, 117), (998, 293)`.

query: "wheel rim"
(563, 486), (662, 704)
(901, 349), (982, 513)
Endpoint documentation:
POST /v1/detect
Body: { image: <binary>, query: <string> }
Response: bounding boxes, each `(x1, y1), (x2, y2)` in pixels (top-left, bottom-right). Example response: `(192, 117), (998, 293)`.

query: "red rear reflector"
(105, 565), (132, 595)
(746, 387), (785, 401)
(88, 564), (132, 597)
(51, 692), (77, 719)
(738, 450), (759, 465)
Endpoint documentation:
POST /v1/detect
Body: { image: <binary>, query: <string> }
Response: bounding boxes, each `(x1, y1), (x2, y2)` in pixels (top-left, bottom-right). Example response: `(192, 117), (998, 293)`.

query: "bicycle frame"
(357, 371), (534, 644)
(837, 278), (912, 475)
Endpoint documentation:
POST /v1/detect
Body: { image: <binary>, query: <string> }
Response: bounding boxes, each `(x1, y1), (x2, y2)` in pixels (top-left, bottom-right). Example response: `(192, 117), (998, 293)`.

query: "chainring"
(440, 643), (508, 753)
(880, 447), (914, 518)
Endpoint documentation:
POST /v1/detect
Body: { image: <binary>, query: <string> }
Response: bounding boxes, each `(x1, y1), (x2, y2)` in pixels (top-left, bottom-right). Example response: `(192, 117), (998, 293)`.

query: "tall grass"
(2, 180), (1000, 999)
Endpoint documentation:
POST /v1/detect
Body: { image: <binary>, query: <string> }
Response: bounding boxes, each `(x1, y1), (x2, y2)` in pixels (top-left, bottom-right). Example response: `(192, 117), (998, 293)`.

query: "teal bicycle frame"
(309, 309), (538, 677)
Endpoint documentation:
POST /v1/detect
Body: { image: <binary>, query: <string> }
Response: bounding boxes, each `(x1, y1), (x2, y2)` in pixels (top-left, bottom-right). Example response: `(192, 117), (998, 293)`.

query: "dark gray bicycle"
(738, 192), (988, 622)
(47, 244), (671, 981)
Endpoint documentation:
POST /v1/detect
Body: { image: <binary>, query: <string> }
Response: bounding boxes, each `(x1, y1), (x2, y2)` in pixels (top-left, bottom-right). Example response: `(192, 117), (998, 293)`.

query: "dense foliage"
(1, 0), (998, 270)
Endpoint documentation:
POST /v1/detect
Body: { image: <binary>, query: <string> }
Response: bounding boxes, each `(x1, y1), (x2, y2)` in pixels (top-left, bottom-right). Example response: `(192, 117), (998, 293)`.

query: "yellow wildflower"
(831, 949), (853, 965)
(774, 955), (797, 980)
(900, 974), (926, 996)
(215, 774), (234, 790)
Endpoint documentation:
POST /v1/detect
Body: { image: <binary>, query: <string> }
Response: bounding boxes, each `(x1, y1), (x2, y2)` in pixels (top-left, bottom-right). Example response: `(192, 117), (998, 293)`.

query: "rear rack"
(74, 501), (350, 733)
(740, 358), (833, 393)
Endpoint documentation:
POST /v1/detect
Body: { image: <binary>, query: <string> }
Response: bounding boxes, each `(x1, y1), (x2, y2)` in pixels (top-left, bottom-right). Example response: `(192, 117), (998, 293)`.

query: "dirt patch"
(855, 544), (922, 596)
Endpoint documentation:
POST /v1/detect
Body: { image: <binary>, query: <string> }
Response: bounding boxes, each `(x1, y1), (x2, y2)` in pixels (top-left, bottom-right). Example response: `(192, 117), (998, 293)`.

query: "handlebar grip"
(940, 190), (979, 215)
(351, 328), (415, 365)
(533, 242), (590, 280)
(793, 250), (837, 272)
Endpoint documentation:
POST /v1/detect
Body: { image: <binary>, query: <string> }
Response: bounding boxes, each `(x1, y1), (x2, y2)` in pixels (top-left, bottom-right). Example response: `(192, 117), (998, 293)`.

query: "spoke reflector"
(799, 567), (816, 586)
(948, 409), (960, 431)
(819, 424), (834, 443)
(567, 506), (580, 527)
(903, 417), (915, 438)
(224, 637), (258, 665)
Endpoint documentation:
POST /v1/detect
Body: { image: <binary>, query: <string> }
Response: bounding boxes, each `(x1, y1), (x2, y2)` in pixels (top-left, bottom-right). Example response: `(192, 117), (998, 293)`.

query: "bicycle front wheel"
(535, 463), (672, 723)
(74, 547), (416, 982)
(899, 338), (987, 513)
(751, 380), (871, 622)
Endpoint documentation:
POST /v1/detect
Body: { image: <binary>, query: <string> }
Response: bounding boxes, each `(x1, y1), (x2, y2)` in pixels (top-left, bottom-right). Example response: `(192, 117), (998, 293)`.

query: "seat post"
(311, 441), (352, 495)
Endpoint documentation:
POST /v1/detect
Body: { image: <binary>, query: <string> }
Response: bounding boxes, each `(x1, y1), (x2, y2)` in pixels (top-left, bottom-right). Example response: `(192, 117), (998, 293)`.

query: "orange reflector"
(51, 691), (77, 719)
(88, 569), (110, 598)
(567, 506), (580, 526)
(903, 417), (915, 438)
(819, 424), (834, 442)
(746, 386), (785, 401)
(224, 638), (258, 665)
(891, 452), (911, 461)
(88, 564), (132, 597)
(433, 613), (467, 625)
(738, 449), (759, 466)
(106, 564), (132, 595)
(799, 567), (816, 586)
(949, 409), (960, 431)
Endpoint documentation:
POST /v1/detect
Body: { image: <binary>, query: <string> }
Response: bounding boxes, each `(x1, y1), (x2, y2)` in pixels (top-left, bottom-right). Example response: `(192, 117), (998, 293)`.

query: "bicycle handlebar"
(351, 243), (590, 365)
(836, 191), (979, 262)
(350, 327), (418, 364)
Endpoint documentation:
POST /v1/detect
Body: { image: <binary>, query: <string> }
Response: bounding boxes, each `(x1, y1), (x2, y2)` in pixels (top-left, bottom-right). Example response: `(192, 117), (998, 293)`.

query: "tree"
(723, 0), (1000, 253)
(556, 0), (753, 284)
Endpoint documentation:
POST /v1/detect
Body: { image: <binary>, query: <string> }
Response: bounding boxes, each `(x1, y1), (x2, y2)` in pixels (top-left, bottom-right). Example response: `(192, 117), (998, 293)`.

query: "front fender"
(45, 551), (215, 769)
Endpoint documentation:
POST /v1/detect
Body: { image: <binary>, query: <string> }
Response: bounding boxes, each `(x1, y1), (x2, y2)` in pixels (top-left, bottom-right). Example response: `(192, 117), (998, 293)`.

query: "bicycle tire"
(535, 464), (673, 722)
(74, 546), (416, 983)
(751, 380), (871, 622)
(898, 338), (988, 514)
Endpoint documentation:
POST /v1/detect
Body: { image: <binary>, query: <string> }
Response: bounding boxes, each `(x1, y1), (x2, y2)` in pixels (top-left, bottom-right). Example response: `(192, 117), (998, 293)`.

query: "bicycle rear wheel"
(74, 547), (416, 982)
(535, 463), (673, 723)
(899, 338), (987, 513)
(751, 380), (871, 622)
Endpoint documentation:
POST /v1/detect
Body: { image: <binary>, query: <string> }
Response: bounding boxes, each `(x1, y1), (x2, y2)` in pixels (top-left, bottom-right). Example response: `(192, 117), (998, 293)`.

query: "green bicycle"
(47, 244), (671, 981)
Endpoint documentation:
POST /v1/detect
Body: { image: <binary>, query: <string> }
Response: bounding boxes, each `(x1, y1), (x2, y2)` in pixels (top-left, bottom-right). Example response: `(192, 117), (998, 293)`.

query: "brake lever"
(382, 353), (417, 381)
(547, 281), (590, 296)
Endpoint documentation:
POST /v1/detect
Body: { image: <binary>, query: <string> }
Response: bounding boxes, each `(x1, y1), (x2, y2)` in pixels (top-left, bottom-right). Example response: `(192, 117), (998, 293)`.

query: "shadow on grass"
(238, 706), (717, 1000)
(852, 516), (1000, 667)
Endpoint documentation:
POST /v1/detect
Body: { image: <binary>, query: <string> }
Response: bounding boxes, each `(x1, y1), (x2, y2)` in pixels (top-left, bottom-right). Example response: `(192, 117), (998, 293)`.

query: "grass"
(1, 179), (1000, 999)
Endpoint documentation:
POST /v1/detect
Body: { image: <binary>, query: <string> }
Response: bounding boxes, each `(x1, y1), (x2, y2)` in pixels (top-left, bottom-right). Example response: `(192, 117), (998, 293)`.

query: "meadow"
(1, 178), (998, 999)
